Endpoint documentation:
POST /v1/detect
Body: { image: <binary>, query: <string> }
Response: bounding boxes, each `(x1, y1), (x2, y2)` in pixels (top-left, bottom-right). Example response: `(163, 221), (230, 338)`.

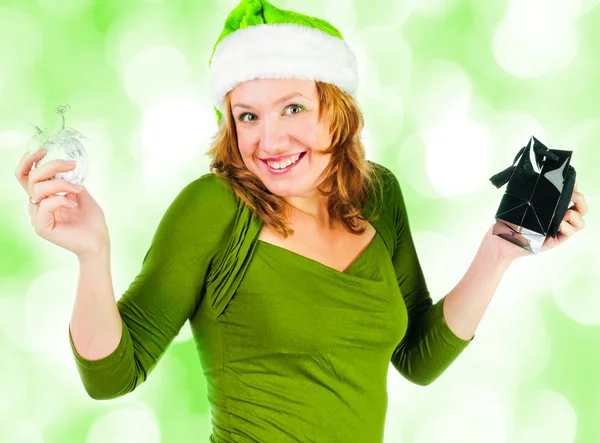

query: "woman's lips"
(261, 151), (307, 174)
(260, 151), (306, 162)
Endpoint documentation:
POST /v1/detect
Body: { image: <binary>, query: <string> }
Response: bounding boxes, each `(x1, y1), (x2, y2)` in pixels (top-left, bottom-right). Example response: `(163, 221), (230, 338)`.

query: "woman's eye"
(237, 105), (305, 123)
(237, 113), (256, 122)
(285, 104), (305, 115)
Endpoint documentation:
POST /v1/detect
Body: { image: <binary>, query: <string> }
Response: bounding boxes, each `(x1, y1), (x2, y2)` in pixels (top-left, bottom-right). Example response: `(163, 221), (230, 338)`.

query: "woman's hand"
(15, 146), (111, 259)
(487, 180), (588, 263)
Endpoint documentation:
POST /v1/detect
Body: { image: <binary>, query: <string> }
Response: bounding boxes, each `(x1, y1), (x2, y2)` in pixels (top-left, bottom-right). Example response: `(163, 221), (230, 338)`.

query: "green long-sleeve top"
(69, 162), (473, 442)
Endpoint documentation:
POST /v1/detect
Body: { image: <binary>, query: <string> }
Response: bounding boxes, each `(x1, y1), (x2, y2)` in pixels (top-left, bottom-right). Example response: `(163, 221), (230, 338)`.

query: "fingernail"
(66, 160), (77, 166)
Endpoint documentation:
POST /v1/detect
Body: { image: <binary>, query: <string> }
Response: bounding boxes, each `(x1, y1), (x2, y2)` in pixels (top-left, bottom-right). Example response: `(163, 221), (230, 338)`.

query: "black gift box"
(489, 136), (577, 254)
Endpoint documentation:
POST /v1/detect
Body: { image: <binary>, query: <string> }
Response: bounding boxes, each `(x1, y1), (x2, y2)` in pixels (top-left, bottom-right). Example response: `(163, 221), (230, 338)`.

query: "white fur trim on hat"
(209, 23), (358, 115)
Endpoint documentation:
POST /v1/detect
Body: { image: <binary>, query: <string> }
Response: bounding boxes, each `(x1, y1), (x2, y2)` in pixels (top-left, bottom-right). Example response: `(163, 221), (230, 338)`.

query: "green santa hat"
(208, 0), (359, 125)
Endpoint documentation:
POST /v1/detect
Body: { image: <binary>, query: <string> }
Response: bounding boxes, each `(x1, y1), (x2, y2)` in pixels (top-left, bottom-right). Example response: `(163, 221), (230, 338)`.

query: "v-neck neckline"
(256, 225), (380, 276)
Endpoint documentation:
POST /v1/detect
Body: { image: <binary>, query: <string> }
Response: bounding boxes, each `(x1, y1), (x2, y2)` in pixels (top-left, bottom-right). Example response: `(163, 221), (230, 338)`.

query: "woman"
(14, 0), (588, 442)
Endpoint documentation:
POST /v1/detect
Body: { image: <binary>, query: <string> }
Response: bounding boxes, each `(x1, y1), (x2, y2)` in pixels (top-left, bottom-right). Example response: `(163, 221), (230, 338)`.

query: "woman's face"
(230, 78), (332, 199)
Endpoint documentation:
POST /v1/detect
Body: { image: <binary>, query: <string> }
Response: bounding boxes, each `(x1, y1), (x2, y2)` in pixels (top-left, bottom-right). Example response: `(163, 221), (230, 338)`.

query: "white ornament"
(28, 104), (90, 196)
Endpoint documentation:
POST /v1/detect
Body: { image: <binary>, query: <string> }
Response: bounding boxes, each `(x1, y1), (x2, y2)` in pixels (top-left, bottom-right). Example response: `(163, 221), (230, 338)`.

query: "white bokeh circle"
(492, 15), (578, 78)
(422, 118), (495, 198)
(510, 389), (577, 443)
(87, 402), (161, 443)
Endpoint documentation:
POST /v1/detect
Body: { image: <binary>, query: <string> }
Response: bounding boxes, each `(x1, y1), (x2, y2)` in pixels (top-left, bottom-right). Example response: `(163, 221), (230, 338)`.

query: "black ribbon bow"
(489, 138), (560, 189)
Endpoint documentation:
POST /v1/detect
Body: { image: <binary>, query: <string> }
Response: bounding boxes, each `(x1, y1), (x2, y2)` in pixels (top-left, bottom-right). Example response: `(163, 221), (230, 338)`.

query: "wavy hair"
(206, 81), (385, 239)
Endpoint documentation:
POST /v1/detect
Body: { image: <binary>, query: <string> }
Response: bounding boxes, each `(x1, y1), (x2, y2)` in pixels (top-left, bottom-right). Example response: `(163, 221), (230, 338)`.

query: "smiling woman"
(65, 1), (474, 442)
(207, 77), (385, 238)
(203, 0), (385, 239)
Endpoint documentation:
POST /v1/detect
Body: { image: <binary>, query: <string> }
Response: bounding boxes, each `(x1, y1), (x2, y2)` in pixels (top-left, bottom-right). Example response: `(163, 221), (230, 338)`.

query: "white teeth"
(267, 153), (301, 169)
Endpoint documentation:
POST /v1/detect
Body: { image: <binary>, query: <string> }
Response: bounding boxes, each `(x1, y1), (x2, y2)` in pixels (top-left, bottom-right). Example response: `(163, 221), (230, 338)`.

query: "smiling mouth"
(261, 151), (307, 171)
(259, 151), (307, 163)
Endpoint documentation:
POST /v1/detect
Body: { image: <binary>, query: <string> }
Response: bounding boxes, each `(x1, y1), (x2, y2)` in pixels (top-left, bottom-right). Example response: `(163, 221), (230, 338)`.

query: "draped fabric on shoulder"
(68, 173), (239, 400)
(204, 187), (263, 318)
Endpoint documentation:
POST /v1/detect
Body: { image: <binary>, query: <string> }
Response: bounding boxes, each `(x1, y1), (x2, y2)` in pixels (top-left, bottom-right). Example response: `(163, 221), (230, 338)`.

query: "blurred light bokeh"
(1, 0), (599, 442)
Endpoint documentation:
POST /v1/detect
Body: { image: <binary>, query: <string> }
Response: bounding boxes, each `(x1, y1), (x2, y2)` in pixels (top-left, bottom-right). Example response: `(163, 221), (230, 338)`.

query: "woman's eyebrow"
(232, 92), (311, 110)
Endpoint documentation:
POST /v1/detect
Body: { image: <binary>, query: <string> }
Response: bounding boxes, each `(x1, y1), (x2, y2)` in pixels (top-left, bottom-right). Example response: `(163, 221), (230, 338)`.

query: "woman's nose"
(259, 118), (288, 153)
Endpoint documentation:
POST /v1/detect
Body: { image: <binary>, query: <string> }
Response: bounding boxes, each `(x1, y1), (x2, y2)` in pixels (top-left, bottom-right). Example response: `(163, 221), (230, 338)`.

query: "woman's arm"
(443, 226), (512, 341)
(381, 166), (480, 386)
(70, 242), (122, 361)
(69, 174), (235, 400)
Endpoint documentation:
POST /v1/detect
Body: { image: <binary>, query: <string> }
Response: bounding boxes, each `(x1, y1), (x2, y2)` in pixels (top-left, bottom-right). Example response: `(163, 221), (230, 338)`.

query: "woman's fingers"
(31, 195), (78, 234)
(30, 179), (82, 207)
(570, 188), (588, 217)
(564, 208), (585, 230)
(559, 219), (577, 238)
(14, 146), (47, 191)
(27, 160), (78, 204)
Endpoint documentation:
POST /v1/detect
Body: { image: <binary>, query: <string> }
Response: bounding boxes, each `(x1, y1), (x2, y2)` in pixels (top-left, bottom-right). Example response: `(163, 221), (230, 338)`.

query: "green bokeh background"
(1, 0), (599, 442)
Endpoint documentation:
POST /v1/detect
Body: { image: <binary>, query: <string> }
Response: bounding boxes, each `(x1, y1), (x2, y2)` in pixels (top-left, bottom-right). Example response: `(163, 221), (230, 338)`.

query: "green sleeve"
(68, 174), (236, 400)
(382, 166), (473, 386)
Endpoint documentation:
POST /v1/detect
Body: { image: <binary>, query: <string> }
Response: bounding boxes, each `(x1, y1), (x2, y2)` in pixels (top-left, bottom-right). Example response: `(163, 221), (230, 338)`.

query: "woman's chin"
(264, 183), (302, 198)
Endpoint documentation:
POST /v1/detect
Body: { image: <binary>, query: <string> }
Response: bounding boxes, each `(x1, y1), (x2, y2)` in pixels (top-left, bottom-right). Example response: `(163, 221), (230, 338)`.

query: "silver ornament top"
(28, 104), (90, 191)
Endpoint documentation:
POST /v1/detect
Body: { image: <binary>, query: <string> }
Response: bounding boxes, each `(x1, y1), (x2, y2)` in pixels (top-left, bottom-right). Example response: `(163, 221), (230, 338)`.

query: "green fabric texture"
(208, 0), (347, 125)
(69, 162), (473, 442)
